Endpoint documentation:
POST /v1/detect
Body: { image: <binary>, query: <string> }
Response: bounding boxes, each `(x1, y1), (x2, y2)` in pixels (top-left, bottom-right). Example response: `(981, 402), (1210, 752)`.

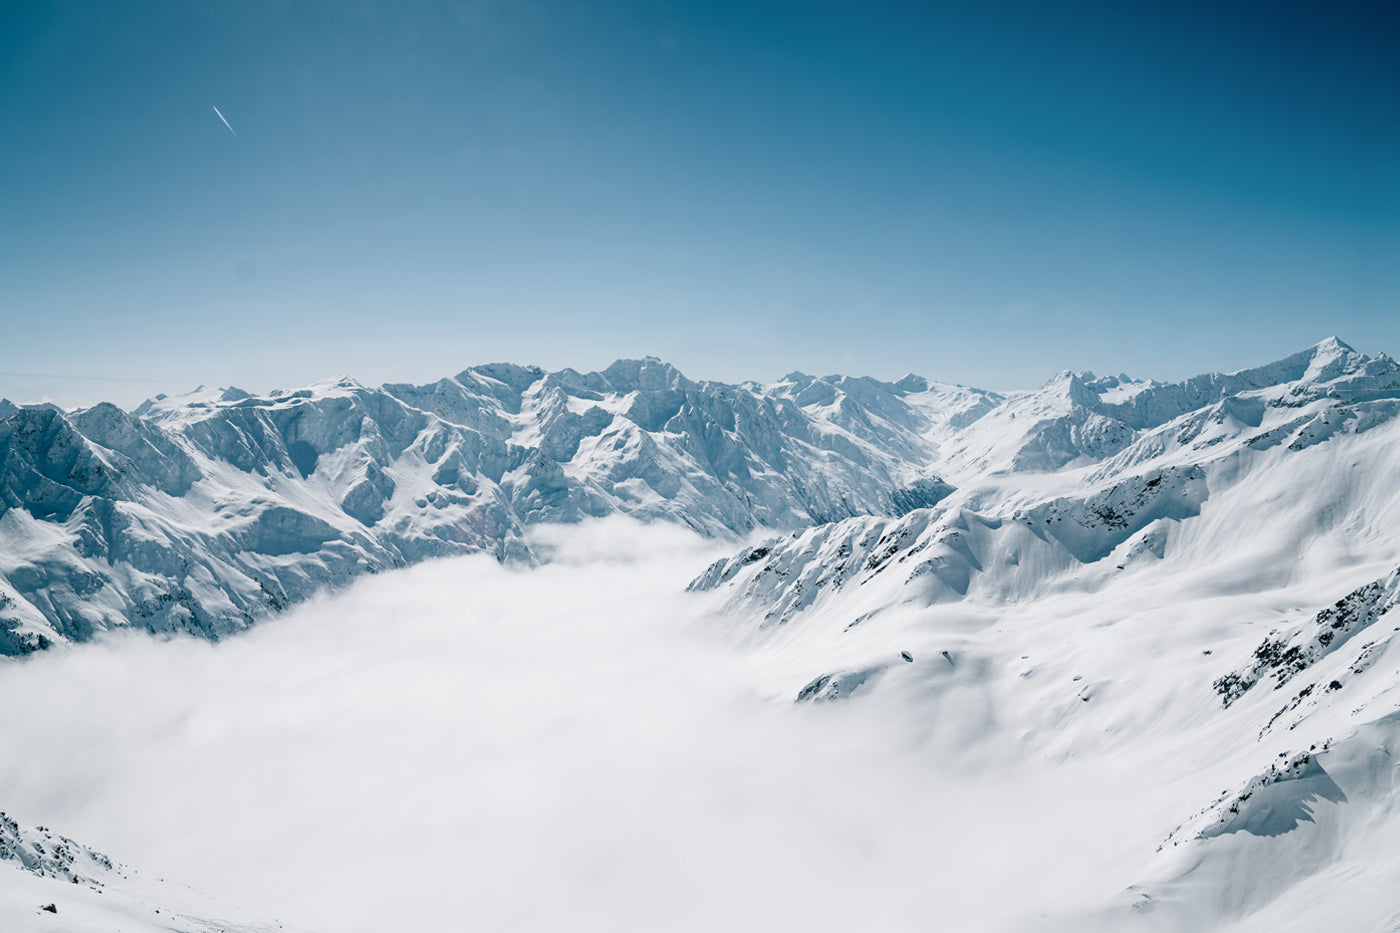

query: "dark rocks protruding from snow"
(1214, 565), (1400, 708)
(795, 667), (883, 702)
(0, 810), (116, 885)
(889, 477), (955, 516)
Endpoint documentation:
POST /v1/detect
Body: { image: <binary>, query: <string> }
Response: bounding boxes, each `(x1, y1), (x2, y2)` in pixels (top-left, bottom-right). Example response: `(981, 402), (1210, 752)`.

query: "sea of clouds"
(0, 518), (1147, 932)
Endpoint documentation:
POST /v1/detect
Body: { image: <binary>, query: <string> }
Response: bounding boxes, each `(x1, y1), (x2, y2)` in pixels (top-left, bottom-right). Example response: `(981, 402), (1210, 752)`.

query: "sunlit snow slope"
(689, 337), (1400, 930)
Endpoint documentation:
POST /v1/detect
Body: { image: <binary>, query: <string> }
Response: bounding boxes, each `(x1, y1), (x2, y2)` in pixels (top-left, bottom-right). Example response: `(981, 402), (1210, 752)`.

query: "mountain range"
(5, 337), (1393, 657)
(5, 337), (1400, 930)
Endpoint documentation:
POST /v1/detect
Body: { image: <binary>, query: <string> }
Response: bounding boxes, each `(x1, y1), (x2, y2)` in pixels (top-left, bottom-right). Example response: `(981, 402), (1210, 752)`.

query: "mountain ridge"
(679, 336), (1400, 929)
(2, 338), (1394, 655)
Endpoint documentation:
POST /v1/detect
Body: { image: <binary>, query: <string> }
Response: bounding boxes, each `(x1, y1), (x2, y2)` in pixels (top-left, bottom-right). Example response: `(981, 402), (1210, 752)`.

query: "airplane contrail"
(212, 105), (238, 139)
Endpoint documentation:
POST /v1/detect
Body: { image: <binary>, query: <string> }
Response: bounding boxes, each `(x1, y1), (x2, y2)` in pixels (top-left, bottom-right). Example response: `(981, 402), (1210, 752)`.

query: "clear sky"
(3, 0), (1398, 408)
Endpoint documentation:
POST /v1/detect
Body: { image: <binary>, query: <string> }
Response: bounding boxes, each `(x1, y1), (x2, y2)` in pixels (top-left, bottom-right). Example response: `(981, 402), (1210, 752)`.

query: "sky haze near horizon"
(3, 0), (1398, 409)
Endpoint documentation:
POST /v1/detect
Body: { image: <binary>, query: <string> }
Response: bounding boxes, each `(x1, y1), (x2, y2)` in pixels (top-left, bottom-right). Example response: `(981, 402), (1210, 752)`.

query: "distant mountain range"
(2, 337), (1396, 655)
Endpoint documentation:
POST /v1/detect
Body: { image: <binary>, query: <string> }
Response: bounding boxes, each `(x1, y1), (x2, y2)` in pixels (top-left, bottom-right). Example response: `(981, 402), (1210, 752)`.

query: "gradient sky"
(3, 0), (1398, 408)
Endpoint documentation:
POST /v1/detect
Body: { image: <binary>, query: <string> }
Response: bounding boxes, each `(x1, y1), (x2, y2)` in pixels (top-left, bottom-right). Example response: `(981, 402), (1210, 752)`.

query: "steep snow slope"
(689, 339), (1400, 930)
(0, 809), (293, 932)
(692, 557), (1400, 930)
(0, 359), (993, 654)
(695, 337), (1400, 619)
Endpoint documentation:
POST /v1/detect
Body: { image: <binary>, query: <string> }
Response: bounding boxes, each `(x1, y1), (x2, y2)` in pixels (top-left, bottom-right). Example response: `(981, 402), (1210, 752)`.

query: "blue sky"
(3, 0), (1397, 407)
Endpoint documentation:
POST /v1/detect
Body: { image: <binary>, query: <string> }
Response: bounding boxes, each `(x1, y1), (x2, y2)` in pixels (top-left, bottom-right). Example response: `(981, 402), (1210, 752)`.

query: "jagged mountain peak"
(456, 361), (546, 393)
(1030, 369), (1102, 408)
(1214, 335), (1370, 389)
(312, 374), (369, 393)
(1006, 338), (1374, 421)
(600, 356), (692, 393)
(1299, 334), (1364, 380)
(1311, 334), (1355, 354)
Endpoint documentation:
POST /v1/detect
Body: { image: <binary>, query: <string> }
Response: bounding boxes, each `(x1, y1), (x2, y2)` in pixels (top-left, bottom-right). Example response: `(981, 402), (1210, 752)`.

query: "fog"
(0, 519), (1143, 932)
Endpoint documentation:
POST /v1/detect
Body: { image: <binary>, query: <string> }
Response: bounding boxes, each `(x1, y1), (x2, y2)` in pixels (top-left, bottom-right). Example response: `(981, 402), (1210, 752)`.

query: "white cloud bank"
(0, 519), (1150, 932)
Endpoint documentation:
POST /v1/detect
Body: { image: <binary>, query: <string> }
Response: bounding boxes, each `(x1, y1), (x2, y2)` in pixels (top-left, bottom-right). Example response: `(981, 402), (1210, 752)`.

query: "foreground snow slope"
(0, 809), (294, 932)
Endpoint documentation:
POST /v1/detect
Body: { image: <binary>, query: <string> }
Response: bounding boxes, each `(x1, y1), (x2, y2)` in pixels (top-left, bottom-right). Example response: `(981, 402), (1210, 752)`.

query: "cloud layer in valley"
(0, 519), (1149, 932)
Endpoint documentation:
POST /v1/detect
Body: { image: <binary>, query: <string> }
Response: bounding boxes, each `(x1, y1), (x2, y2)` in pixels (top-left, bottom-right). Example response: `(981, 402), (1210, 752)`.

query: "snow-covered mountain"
(5, 337), (1400, 929)
(3, 339), (1397, 656)
(692, 337), (1400, 621)
(0, 357), (996, 654)
(689, 336), (1400, 929)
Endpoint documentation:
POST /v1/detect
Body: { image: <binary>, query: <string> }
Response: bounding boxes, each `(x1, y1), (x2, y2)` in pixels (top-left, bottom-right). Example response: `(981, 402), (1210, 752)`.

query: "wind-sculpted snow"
(1159, 745), (1351, 844)
(694, 340), (1400, 626)
(930, 337), (1400, 482)
(1011, 464), (1208, 563)
(1140, 711), (1400, 930)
